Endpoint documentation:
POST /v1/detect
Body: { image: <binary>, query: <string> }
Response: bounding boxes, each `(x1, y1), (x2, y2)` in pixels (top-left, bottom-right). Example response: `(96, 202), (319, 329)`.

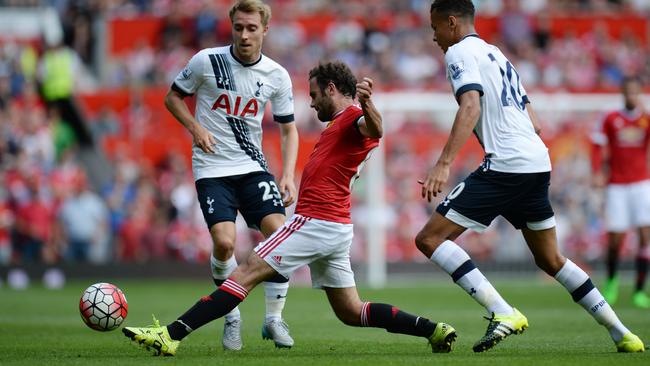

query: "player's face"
(622, 80), (641, 110)
(309, 78), (335, 122)
(231, 11), (268, 62)
(430, 10), (454, 53)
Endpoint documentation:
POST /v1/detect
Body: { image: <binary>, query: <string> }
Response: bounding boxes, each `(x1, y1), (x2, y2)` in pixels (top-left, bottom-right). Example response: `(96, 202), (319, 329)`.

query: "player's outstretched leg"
(211, 256), (243, 350)
(555, 259), (645, 352)
(123, 278), (249, 356)
(425, 240), (526, 352)
(123, 315), (181, 356)
(358, 302), (457, 353)
(262, 276), (294, 348)
(428, 321), (458, 353)
(326, 288), (457, 353)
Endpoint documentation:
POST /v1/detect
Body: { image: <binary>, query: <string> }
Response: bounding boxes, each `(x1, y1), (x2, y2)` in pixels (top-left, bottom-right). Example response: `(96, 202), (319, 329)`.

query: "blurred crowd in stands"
(0, 0), (648, 267)
(62, 0), (650, 91)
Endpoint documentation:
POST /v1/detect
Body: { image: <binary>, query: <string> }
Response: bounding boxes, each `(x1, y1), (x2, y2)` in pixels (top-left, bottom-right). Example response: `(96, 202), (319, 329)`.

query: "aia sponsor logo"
(212, 93), (259, 117)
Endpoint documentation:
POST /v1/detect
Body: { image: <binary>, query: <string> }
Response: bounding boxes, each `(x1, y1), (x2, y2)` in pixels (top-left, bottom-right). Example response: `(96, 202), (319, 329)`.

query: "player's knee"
(230, 255), (268, 290)
(534, 252), (566, 276)
(333, 304), (361, 326)
(212, 236), (235, 257)
(242, 253), (267, 271)
(415, 231), (444, 257)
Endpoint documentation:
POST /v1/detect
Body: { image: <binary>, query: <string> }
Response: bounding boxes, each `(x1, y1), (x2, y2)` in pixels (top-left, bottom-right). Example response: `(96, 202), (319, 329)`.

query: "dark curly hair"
(430, 0), (475, 20)
(308, 61), (357, 98)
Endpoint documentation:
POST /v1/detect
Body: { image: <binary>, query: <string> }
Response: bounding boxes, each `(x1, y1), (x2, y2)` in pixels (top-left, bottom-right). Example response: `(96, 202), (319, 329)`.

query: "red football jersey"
(295, 105), (380, 223)
(591, 109), (650, 184)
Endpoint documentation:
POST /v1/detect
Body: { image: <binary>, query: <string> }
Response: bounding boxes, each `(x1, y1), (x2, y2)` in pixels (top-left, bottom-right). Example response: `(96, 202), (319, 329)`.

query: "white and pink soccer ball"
(79, 282), (128, 331)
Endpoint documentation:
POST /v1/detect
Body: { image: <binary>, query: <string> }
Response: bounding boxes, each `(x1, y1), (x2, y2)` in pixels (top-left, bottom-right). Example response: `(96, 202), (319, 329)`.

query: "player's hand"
(192, 125), (217, 153)
(591, 171), (606, 189)
(356, 77), (373, 104)
(418, 162), (450, 202)
(279, 175), (297, 207)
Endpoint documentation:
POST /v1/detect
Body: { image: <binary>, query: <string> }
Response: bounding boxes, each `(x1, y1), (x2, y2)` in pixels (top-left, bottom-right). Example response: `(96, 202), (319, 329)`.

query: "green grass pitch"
(1, 277), (648, 365)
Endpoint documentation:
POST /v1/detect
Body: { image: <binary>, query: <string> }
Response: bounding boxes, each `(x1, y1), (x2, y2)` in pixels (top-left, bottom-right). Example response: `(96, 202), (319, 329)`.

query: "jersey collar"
(229, 45), (263, 67)
(327, 106), (351, 127)
(460, 33), (480, 41)
(621, 107), (642, 120)
(332, 104), (356, 120)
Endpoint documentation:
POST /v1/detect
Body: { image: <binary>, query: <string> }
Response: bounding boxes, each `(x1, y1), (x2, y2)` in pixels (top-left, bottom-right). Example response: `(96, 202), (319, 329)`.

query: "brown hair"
(308, 61), (357, 98)
(229, 0), (272, 26)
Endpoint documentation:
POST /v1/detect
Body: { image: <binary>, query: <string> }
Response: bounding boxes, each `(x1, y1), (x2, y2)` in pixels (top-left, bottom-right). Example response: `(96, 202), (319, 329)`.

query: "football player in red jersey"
(591, 76), (650, 308)
(123, 61), (457, 356)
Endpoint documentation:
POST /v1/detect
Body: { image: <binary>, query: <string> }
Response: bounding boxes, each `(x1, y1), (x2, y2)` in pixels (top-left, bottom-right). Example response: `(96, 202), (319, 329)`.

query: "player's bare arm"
(164, 88), (217, 153)
(526, 103), (542, 135)
(356, 77), (383, 139)
(590, 113), (611, 188)
(278, 122), (298, 206)
(419, 90), (481, 202)
(590, 141), (608, 188)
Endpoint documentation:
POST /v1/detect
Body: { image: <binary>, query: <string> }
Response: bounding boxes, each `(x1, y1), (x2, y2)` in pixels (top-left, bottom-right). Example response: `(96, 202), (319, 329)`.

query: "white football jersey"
(445, 35), (551, 173)
(173, 45), (295, 180)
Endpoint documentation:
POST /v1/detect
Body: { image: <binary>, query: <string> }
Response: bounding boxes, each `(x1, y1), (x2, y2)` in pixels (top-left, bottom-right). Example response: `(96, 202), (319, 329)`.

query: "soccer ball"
(79, 282), (128, 331)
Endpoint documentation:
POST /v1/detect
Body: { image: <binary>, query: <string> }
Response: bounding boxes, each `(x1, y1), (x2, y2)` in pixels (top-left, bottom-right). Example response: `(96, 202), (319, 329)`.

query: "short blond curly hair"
(229, 0), (272, 26)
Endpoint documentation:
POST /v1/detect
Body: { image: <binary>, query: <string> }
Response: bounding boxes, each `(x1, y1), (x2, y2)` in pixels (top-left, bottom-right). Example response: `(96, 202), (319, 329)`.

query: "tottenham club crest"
(449, 62), (465, 80)
(255, 80), (264, 97)
(206, 196), (214, 214)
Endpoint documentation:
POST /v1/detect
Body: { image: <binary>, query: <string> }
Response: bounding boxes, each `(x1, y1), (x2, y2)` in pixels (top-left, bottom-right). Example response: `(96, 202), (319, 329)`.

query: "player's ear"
(262, 25), (269, 36)
(327, 82), (336, 96)
(448, 15), (457, 29)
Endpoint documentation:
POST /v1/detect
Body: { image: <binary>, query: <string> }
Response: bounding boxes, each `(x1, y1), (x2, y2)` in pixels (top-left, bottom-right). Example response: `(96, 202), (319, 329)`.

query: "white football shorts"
(605, 180), (650, 232)
(253, 214), (355, 289)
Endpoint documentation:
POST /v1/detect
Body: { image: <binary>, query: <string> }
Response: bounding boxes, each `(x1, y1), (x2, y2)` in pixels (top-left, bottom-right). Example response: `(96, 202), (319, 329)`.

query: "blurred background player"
(123, 61), (457, 356)
(164, 0), (299, 350)
(591, 76), (650, 309)
(416, 0), (644, 353)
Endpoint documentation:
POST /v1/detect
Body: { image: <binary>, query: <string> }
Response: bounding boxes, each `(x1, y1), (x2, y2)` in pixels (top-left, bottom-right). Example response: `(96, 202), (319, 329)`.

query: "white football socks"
(554, 259), (629, 342)
(264, 281), (288, 322)
(430, 240), (514, 316)
(211, 255), (241, 322)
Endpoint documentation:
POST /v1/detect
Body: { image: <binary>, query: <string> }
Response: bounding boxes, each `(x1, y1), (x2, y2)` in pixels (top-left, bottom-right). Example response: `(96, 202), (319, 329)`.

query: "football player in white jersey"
(164, 0), (297, 350)
(414, 0), (644, 353)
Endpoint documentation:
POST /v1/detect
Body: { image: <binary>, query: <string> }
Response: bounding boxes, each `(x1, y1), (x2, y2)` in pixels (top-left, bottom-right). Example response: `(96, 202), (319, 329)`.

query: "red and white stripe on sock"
(360, 302), (371, 327)
(220, 278), (249, 301)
